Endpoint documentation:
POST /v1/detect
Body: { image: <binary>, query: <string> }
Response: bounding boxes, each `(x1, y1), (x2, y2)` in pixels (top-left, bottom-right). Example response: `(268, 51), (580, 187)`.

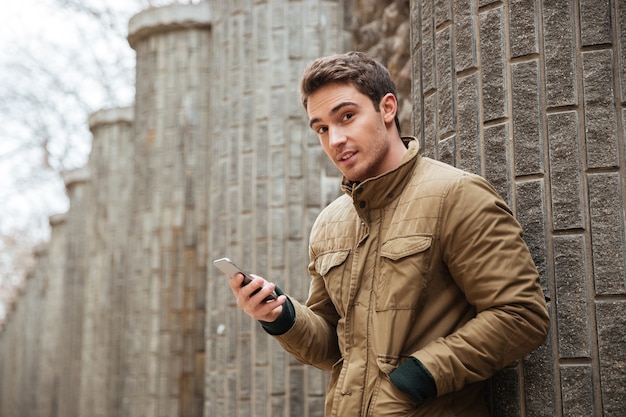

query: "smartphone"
(213, 257), (277, 301)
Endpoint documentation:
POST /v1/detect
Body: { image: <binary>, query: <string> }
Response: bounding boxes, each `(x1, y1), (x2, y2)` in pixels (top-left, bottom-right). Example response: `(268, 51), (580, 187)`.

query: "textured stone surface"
(554, 235), (591, 358)
(547, 111), (584, 230)
(484, 123), (510, 204)
(596, 301), (626, 417)
(457, 73), (481, 174)
(480, 7), (507, 122)
(438, 135), (456, 166)
(582, 50), (619, 168)
(542, 0), (577, 107)
(353, 0), (412, 136)
(579, 0), (611, 46)
(436, 25), (455, 137)
(434, 0), (450, 26)
(588, 173), (626, 295)
(509, 0), (538, 58)
(512, 59), (542, 176)
(423, 92), (437, 158)
(516, 180), (547, 282)
(523, 340), (555, 417)
(617, 3), (626, 102)
(454, 0), (477, 72)
(421, 0), (436, 93)
(560, 365), (595, 417)
(490, 367), (521, 417)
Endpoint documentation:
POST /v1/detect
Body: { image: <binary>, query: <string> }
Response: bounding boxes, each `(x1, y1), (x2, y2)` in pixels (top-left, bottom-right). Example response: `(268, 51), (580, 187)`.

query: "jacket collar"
(341, 137), (421, 217)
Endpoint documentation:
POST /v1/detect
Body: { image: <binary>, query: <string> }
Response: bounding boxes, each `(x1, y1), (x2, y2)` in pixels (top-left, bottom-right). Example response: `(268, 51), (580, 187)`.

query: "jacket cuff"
(259, 286), (296, 336)
(389, 357), (437, 404)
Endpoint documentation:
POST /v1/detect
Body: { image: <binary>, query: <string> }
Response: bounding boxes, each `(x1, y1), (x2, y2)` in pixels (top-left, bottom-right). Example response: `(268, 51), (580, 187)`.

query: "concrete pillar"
(0, 299), (19, 417)
(0, 244), (46, 416)
(128, 4), (211, 416)
(409, 0), (626, 415)
(19, 245), (48, 416)
(56, 167), (90, 417)
(77, 107), (134, 417)
(204, 1), (350, 416)
(36, 213), (68, 417)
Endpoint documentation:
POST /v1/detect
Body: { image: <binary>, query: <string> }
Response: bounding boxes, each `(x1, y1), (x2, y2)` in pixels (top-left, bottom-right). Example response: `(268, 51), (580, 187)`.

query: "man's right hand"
(228, 272), (286, 322)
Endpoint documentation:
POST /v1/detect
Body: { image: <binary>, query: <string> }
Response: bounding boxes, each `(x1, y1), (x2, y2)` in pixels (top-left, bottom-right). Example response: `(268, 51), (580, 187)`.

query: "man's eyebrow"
(308, 101), (358, 129)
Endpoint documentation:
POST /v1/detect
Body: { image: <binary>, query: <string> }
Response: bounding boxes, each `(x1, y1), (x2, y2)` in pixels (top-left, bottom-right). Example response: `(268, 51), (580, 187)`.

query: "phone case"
(213, 257), (277, 301)
(213, 257), (253, 284)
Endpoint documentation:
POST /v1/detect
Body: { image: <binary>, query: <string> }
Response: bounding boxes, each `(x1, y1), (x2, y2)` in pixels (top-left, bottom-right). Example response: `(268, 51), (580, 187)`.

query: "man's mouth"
(339, 152), (355, 161)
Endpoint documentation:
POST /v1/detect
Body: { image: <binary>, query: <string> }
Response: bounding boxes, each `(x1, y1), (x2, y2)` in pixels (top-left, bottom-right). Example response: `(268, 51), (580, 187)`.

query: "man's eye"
(316, 126), (328, 134)
(342, 112), (354, 122)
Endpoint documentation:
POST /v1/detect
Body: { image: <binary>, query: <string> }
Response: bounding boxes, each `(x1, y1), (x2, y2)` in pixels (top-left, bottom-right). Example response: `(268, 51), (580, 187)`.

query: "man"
(227, 51), (550, 416)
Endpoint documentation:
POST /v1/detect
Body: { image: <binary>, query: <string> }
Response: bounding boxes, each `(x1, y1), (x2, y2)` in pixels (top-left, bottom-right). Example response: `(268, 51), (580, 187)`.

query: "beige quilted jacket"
(273, 138), (549, 417)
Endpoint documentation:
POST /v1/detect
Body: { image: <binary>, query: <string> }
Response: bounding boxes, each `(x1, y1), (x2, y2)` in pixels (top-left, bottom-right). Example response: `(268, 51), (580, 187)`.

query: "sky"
(1, 0), (139, 232)
(0, 0), (204, 322)
(0, 0), (72, 235)
(0, 0), (143, 321)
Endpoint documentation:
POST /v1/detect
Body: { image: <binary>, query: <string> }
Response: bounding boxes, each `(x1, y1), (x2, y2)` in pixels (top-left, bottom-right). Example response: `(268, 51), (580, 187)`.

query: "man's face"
(307, 83), (400, 183)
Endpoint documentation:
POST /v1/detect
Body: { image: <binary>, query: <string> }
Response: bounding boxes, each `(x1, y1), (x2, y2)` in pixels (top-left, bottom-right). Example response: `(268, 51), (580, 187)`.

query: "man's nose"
(328, 127), (346, 149)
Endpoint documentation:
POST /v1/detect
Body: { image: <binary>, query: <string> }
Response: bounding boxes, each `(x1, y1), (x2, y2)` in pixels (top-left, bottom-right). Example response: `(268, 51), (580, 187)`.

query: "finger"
(249, 281), (278, 303)
(250, 295), (288, 322)
(239, 275), (266, 299)
(228, 272), (245, 295)
(240, 281), (280, 312)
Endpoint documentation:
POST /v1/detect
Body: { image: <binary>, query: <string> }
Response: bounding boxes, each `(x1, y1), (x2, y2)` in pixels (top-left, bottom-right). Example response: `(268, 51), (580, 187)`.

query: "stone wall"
(126, 5), (212, 416)
(203, 2), (350, 416)
(0, 1), (624, 417)
(410, 0), (626, 416)
(351, 0), (413, 134)
(80, 107), (134, 417)
(0, 244), (48, 417)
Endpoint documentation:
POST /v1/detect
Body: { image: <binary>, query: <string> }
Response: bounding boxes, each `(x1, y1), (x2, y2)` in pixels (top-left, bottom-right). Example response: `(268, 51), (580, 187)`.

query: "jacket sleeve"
(412, 174), (550, 397)
(265, 255), (342, 371)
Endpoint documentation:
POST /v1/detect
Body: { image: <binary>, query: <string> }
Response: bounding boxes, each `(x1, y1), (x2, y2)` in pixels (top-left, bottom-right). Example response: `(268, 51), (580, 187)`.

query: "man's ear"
(380, 93), (398, 126)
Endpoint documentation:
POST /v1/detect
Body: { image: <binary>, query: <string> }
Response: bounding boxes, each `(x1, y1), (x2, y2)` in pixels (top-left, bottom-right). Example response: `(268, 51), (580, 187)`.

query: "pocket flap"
(315, 250), (350, 276)
(380, 236), (432, 261)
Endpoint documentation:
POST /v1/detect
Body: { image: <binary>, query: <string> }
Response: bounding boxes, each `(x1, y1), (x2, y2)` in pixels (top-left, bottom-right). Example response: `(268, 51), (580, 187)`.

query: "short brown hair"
(300, 51), (401, 133)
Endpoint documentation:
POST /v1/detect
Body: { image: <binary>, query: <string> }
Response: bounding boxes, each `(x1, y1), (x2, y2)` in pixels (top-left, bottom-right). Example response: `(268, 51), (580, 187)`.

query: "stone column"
(0, 299), (19, 417)
(19, 245), (48, 416)
(57, 167), (91, 417)
(0, 244), (46, 417)
(205, 1), (350, 416)
(36, 213), (68, 417)
(77, 107), (134, 417)
(409, 0), (626, 415)
(127, 4), (211, 416)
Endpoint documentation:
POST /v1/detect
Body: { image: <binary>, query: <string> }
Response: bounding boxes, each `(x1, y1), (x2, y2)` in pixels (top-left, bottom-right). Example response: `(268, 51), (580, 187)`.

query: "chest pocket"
(314, 250), (351, 316)
(377, 235), (432, 311)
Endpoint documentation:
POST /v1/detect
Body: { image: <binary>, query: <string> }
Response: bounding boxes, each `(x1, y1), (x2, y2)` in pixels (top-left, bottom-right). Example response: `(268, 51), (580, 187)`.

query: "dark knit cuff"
(389, 357), (437, 404)
(259, 285), (296, 336)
